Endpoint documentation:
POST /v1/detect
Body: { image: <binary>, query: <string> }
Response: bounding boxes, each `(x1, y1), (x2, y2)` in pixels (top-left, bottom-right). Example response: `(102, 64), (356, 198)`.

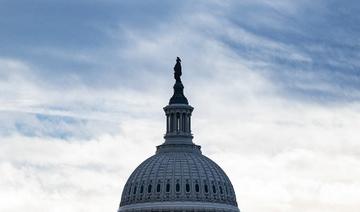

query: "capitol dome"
(118, 58), (240, 212)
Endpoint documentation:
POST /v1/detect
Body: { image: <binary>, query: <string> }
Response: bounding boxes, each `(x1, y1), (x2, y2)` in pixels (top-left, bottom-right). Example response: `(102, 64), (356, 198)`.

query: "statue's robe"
(174, 62), (182, 82)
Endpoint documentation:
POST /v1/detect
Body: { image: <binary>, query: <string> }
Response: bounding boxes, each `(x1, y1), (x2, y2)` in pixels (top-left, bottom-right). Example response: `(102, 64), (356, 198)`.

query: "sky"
(0, 0), (359, 212)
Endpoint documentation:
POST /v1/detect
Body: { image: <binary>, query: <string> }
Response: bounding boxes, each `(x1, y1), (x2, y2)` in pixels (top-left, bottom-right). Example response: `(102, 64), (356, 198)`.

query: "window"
(128, 185), (132, 195)
(147, 184), (152, 193)
(157, 184), (161, 192)
(133, 186), (137, 195)
(166, 183), (170, 192)
(220, 186), (223, 194)
(204, 184), (209, 193)
(176, 183), (180, 192)
(186, 183), (190, 192)
(170, 114), (174, 131)
(195, 184), (200, 192)
(212, 185), (216, 193)
(140, 185), (144, 194)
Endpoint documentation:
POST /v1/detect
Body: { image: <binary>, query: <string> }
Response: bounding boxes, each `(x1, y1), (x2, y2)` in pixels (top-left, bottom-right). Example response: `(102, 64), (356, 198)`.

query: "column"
(176, 113), (180, 132)
(182, 113), (186, 132)
(189, 115), (191, 133)
(170, 113), (175, 132)
(166, 114), (169, 133)
(179, 112), (182, 133)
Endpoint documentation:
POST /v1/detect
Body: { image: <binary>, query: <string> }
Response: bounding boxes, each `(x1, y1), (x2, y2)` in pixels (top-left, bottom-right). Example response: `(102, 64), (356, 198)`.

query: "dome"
(119, 150), (238, 211)
(117, 58), (240, 212)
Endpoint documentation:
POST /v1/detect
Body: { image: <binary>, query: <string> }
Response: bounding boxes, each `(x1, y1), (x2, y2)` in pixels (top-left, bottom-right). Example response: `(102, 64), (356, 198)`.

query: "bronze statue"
(174, 57), (182, 82)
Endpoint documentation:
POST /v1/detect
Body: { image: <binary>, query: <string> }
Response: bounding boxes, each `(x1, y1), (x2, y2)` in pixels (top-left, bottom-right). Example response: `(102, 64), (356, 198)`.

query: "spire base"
(169, 81), (188, 105)
(156, 143), (201, 154)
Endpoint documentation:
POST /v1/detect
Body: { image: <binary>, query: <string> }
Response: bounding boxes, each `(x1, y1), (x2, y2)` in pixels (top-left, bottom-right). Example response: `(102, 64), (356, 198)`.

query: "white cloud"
(0, 131), (157, 212)
(1, 48), (359, 212)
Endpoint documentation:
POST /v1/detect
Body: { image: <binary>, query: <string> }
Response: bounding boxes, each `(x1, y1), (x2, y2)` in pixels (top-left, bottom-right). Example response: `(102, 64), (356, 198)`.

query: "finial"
(174, 57), (182, 82)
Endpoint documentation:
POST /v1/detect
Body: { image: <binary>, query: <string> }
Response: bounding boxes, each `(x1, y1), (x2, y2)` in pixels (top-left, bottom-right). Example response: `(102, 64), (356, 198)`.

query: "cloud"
(0, 117), (162, 212)
(2, 0), (358, 101)
(0, 1), (359, 212)
(0, 135), (149, 212)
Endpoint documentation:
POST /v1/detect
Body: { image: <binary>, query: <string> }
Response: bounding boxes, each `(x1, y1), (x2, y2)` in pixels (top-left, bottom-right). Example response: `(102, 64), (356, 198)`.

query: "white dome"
(119, 148), (238, 211)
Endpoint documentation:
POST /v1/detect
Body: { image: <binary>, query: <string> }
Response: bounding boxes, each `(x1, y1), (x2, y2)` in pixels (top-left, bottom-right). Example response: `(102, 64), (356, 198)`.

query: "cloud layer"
(0, 1), (359, 212)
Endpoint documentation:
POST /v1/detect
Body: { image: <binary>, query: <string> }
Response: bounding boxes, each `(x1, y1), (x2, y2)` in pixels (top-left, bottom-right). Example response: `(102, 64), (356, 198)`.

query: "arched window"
(147, 184), (152, 193)
(186, 183), (190, 192)
(166, 183), (170, 192)
(133, 186), (137, 195)
(195, 184), (200, 192)
(140, 185), (144, 194)
(204, 184), (209, 193)
(176, 183), (180, 192)
(212, 185), (216, 193)
(220, 186), (223, 194)
(156, 184), (161, 192)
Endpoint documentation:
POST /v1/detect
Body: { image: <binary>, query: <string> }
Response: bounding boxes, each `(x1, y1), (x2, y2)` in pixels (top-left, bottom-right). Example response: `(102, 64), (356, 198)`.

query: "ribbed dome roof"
(120, 151), (238, 207)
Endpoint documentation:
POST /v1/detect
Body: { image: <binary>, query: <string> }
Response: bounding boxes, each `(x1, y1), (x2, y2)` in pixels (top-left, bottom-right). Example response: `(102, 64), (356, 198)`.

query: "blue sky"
(0, 1), (359, 212)
(1, 0), (359, 99)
